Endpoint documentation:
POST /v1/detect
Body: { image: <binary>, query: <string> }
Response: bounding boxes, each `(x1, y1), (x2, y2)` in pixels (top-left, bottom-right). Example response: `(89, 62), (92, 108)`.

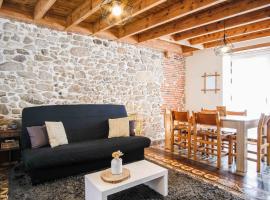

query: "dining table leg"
(236, 121), (248, 174)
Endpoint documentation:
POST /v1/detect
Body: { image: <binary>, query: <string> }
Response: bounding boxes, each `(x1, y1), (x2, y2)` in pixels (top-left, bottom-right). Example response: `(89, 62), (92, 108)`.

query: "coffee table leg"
(85, 177), (107, 200)
(145, 173), (168, 196)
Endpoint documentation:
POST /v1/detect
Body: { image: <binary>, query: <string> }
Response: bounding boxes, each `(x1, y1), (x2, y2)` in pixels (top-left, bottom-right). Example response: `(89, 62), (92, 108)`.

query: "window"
(223, 49), (270, 116)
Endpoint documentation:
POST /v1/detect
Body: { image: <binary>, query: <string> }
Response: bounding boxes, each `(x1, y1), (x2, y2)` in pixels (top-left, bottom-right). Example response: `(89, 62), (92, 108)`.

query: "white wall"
(185, 49), (223, 112)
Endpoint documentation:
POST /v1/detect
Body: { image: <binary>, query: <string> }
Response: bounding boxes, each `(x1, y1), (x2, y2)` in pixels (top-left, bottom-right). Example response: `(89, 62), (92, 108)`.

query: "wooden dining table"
(221, 115), (259, 174)
(164, 111), (260, 175)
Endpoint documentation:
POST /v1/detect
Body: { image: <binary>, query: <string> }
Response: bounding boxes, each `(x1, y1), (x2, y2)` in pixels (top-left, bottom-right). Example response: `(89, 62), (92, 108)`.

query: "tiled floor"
(146, 144), (270, 200)
(1, 145), (270, 200)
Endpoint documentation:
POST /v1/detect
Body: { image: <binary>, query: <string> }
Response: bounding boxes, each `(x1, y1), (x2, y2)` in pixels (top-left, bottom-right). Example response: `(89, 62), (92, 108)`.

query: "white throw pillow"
(108, 117), (130, 138)
(45, 121), (68, 148)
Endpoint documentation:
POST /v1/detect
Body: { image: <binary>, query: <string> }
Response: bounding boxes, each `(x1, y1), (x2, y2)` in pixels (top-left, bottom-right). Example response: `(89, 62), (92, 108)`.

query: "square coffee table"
(85, 160), (168, 200)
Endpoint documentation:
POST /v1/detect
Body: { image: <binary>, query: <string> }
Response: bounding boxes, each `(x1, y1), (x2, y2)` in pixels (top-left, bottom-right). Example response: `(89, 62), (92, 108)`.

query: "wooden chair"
(229, 114), (270, 172)
(192, 112), (234, 168)
(171, 111), (190, 152)
(246, 114), (270, 172)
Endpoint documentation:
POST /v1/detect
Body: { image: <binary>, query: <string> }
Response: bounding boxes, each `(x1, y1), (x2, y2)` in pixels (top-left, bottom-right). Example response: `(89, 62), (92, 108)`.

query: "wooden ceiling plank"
(203, 29), (270, 48)
(137, 0), (270, 43)
(66, 0), (102, 29)
(233, 42), (270, 53)
(140, 39), (183, 54)
(0, 0), (3, 8)
(189, 19), (270, 45)
(117, 0), (226, 38)
(0, 6), (92, 35)
(34, 0), (57, 20)
(173, 7), (270, 41)
(93, 0), (166, 34)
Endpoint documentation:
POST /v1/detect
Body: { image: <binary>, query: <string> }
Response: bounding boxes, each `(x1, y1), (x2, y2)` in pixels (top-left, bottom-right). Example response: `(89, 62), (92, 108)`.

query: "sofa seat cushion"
(23, 136), (151, 170)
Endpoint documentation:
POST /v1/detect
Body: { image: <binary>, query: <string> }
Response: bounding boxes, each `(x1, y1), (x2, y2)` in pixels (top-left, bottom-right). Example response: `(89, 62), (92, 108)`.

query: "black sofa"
(21, 104), (151, 184)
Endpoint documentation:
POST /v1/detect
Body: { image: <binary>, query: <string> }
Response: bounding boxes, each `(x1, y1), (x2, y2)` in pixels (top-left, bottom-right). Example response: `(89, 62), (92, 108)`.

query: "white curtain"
(224, 49), (270, 116)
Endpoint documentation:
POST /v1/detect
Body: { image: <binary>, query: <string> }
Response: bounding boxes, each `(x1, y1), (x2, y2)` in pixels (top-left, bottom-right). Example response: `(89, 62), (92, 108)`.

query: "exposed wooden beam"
(140, 39), (183, 54)
(0, 0), (3, 8)
(189, 19), (270, 45)
(173, 7), (270, 41)
(66, 0), (102, 29)
(204, 29), (270, 48)
(160, 36), (202, 50)
(93, 0), (166, 34)
(117, 0), (226, 39)
(137, 0), (270, 43)
(0, 6), (93, 35)
(233, 42), (270, 53)
(34, 0), (57, 20)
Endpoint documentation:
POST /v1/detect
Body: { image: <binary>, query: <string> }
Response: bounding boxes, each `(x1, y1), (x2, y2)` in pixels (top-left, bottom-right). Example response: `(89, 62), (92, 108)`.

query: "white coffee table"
(85, 160), (168, 200)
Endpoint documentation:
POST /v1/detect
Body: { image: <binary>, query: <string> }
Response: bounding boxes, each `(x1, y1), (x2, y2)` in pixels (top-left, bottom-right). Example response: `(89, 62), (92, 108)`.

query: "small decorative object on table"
(111, 150), (123, 175)
(100, 150), (130, 184)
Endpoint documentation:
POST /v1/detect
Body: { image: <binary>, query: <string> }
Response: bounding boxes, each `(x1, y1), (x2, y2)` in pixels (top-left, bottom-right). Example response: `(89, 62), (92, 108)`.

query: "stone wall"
(0, 18), (185, 140)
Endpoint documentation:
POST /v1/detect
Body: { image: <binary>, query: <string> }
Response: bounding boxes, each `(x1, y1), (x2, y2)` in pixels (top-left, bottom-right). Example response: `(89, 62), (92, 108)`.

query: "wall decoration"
(201, 72), (220, 93)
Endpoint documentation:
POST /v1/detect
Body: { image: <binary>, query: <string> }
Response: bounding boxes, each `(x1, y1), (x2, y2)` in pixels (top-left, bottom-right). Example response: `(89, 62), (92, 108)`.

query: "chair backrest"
(258, 113), (270, 137)
(226, 110), (247, 116)
(201, 108), (217, 114)
(193, 112), (220, 127)
(172, 111), (189, 123)
(216, 106), (226, 116)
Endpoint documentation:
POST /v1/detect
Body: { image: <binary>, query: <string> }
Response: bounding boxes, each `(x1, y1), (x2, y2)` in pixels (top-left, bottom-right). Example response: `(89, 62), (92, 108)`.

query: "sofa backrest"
(21, 104), (127, 150)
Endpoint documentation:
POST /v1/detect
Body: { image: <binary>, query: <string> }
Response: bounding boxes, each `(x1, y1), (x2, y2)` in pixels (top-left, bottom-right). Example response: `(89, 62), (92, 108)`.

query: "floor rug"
(8, 163), (245, 200)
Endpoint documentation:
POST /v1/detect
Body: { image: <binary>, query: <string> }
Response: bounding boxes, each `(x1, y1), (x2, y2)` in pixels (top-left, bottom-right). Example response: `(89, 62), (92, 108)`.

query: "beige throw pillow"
(108, 117), (130, 138)
(45, 121), (68, 148)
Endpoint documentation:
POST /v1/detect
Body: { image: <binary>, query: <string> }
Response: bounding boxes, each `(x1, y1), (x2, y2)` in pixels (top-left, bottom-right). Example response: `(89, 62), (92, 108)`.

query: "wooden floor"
(146, 143), (270, 200)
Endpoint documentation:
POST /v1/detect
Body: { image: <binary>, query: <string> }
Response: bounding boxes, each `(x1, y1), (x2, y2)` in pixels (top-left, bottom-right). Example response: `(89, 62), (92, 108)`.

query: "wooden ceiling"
(0, 0), (270, 55)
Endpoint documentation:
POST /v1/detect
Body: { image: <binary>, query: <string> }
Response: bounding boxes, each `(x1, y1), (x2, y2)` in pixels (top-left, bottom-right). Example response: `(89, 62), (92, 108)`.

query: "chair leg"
(211, 138), (214, 156)
(178, 131), (182, 148)
(188, 133), (192, 158)
(171, 130), (174, 152)
(257, 146), (261, 173)
(228, 137), (233, 165)
(194, 135), (198, 161)
(217, 137), (221, 169)
(267, 144), (270, 166)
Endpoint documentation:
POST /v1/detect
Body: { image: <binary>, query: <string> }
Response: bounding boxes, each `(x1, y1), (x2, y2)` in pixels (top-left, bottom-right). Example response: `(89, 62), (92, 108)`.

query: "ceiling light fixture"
(100, 0), (133, 26)
(214, 21), (234, 56)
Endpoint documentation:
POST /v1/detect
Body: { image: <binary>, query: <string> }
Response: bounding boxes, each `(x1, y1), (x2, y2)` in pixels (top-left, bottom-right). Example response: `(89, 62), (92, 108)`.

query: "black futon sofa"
(21, 104), (151, 184)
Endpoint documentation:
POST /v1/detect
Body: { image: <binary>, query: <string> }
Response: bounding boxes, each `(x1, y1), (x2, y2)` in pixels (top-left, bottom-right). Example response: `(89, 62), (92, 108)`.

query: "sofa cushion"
(108, 117), (130, 138)
(27, 126), (49, 148)
(23, 136), (151, 170)
(45, 121), (68, 148)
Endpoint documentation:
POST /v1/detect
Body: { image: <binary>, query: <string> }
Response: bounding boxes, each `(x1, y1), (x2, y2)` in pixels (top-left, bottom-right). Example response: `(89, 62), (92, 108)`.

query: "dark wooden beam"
(189, 19), (270, 45)
(173, 7), (270, 41)
(204, 29), (270, 48)
(0, 6), (93, 35)
(117, 0), (226, 38)
(138, 0), (270, 43)
(93, 0), (166, 34)
(34, 0), (57, 20)
(233, 42), (270, 52)
(66, 0), (102, 29)
(141, 39), (183, 54)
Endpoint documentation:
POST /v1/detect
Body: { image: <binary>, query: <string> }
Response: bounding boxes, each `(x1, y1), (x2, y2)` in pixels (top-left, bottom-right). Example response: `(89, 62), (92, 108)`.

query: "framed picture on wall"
(201, 72), (220, 93)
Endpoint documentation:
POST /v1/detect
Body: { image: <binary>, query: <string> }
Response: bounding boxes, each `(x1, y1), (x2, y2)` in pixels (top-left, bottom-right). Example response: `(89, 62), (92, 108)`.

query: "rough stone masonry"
(0, 18), (185, 140)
